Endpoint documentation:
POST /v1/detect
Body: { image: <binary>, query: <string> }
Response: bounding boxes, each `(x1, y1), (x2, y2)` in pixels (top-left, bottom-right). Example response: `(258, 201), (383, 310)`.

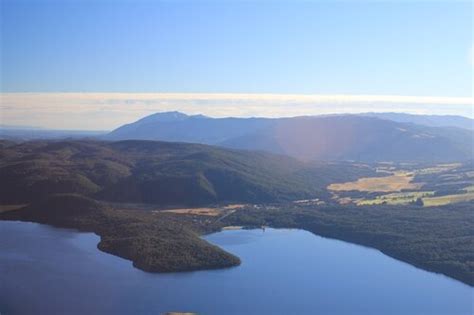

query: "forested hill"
(0, 140), (376, 206)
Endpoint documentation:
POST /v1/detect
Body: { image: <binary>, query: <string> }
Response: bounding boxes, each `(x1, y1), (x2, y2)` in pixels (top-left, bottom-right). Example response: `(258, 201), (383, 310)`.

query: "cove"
(0, 221), (472, 315)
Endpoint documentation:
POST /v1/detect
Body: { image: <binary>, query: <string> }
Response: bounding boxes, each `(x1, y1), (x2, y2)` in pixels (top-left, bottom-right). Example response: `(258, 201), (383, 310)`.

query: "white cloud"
(0, 93), (472, 130)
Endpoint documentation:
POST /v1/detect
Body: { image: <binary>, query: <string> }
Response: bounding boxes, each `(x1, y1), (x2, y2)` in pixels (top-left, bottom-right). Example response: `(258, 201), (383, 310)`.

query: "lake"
(0, 221), (472, 315)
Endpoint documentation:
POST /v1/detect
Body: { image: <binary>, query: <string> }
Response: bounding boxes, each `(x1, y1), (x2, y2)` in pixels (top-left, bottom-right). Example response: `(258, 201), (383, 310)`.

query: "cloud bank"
(1, 93), (472, 130)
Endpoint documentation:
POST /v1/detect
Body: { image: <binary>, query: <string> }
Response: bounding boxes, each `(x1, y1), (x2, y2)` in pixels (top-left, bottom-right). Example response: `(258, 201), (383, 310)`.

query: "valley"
(328, 162), (474, 207)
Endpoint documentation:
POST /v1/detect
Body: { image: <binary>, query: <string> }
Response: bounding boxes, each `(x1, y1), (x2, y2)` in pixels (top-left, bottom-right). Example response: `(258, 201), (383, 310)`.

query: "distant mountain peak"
(137, 111), (190, 124)
(189, 114), (209, 119)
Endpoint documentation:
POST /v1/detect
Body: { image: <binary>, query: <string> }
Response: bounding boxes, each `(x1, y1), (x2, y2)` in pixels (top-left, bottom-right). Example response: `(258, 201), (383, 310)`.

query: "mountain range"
(105, 112), (474, 162)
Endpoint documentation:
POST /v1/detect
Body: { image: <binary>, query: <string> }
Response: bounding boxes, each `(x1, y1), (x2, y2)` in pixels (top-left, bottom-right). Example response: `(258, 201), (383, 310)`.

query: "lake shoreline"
(1, 196), (472, 287)
(0, 194), (241, 274)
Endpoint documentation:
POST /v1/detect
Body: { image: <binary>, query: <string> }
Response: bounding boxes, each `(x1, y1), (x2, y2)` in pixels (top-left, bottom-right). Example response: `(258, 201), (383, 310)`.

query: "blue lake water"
(0, 221), (472, 315)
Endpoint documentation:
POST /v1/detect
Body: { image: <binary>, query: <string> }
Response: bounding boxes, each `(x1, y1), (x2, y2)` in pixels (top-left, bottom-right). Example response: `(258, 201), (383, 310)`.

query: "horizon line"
(1, 92), (472, 105)
(2, 92), (472, 130)
(2, 110), (473, 132)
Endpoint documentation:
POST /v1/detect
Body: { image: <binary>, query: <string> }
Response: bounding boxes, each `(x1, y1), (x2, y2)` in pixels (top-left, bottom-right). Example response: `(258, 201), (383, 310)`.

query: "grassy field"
(415, 163), (461, 175)
(356, 191), (474, 207)
(328, 171), (422, 193)
(357, 191), (434, 206)
(159, 204), (245, 216)
(330, 163), (474, 207)
(160, 208), (222, 216)
(423, 192), (474, 207)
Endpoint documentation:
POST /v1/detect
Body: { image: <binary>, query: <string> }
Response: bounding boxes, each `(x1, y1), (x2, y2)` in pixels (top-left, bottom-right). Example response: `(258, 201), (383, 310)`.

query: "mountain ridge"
(105, 112), (474, 162)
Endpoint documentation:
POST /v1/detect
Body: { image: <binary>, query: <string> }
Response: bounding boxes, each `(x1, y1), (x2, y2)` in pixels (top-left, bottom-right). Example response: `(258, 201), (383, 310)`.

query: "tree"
(413, 198), (424, 207)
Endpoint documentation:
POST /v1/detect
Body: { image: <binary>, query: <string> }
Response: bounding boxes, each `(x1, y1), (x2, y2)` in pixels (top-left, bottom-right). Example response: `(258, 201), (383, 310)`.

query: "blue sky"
(1, 0), (472, 96)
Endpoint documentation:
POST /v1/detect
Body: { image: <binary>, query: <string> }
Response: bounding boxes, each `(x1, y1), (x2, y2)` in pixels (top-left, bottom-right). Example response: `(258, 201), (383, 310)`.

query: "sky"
(0, 0), (473, 129)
